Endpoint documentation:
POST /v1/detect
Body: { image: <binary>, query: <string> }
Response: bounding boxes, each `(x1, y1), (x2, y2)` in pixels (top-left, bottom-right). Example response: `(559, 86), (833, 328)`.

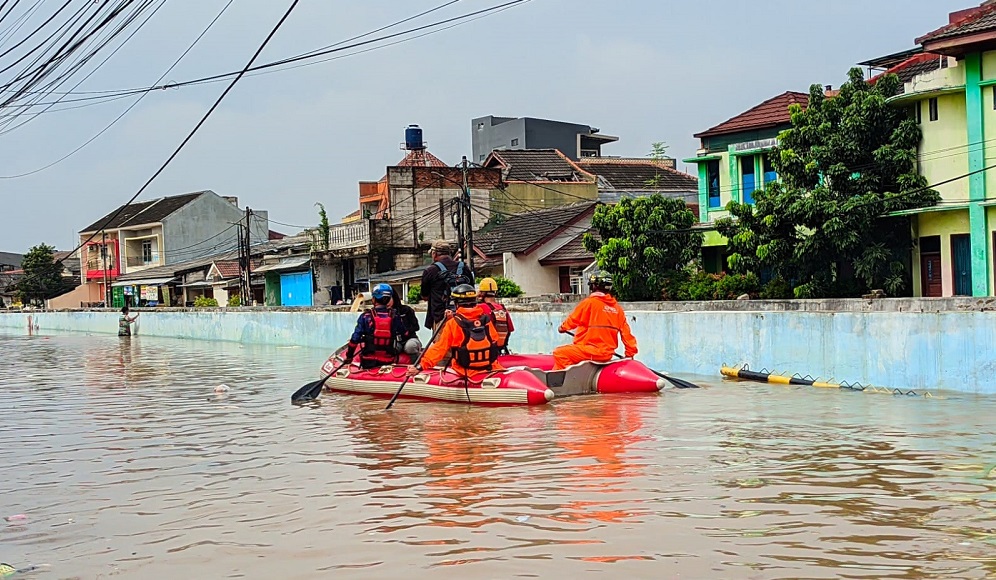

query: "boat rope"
(720, 363), (941, 399)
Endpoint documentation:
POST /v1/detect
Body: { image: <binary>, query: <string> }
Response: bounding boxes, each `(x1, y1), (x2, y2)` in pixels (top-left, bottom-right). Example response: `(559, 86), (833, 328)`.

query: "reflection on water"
(2, 330), (996, 579)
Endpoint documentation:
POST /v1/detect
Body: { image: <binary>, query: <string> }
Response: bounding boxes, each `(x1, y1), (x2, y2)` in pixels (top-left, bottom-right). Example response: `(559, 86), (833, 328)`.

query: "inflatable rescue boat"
(319, 351), (666, 406)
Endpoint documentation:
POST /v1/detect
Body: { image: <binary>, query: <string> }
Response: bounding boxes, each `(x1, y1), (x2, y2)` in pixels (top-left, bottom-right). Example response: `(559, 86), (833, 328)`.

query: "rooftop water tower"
(400, 124), (430, 166)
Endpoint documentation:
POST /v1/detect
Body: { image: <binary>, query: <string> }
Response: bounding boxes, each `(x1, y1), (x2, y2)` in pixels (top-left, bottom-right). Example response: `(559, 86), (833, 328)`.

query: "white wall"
(502, 252), (560, 295)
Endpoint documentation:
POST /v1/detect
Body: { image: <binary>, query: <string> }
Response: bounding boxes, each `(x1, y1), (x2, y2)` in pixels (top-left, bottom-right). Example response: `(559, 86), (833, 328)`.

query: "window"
(763, 154), (776, 186)
(510, 138), (519, 147)
(929, 97), (938, 122)
(706, 160), (721, 208)
(141, 240), (153, 264)
(741, 156), (756, 204)
(479, 154), (485, 162)
(477, 122), (484, 131)
(992, 87), (996, 110)
(915, 101), (922, 124)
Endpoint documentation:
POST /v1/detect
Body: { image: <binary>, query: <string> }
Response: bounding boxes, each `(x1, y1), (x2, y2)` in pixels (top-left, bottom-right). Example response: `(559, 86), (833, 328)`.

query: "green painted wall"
(264, 273), (281, 306)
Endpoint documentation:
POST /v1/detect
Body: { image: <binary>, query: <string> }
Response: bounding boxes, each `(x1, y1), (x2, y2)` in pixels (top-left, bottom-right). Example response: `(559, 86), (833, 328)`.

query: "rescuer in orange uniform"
(553, 274), (637, 370)
(406, 284), (504, 378)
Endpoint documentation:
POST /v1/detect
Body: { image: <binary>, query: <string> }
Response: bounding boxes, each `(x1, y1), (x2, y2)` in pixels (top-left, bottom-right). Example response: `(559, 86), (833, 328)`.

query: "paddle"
(563, 330), (700, 389)
(290, 346), (350, 403)
(386, 320), (447, 410)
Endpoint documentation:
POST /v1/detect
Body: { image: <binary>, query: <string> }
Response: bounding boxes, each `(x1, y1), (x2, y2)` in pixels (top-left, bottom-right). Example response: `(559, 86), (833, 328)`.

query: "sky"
(0, 0), (971, 253)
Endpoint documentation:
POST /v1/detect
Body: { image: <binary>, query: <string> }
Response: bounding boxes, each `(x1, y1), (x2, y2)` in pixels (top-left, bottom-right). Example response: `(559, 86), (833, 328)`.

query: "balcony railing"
(126, 255), (162, 268)
(310, 220), (370, 252)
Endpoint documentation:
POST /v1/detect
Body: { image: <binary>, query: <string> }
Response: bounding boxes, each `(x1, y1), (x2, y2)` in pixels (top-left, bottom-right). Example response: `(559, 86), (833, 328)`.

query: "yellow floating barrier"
(720, 364), (941, 399)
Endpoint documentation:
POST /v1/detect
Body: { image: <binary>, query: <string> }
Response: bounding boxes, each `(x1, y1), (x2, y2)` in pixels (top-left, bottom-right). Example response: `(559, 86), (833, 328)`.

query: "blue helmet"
(372, 283), (393, 300)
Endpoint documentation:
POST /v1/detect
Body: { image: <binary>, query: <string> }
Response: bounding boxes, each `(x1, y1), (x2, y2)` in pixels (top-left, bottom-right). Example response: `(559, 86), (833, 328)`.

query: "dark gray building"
(471, 115), (618, 163)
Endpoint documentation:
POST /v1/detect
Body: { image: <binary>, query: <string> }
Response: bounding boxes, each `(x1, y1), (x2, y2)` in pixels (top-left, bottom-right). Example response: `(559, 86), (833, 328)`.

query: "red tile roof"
(917, 1), (996, 45)
(694, 91), (809, 139)
(395, 149), (448, 168)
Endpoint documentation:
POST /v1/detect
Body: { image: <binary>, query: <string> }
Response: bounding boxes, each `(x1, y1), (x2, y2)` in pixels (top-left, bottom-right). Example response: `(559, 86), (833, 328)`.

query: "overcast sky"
(0, 0), (969, 253)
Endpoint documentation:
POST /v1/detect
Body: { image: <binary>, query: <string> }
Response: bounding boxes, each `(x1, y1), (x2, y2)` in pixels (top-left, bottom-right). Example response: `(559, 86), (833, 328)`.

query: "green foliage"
(407, 284), (421, 304)
(16, 243), (72, 305)
(583, 195), (703, 301)
(194, 296), (219, 308)
(314, 202), (331, 250)
(715, 68), (939, 298)
(759, 276), (794, 299)
(227, 294), (241, 307)
(493, 276), (523, 298)
(662, 269), (760, 301)
(646, 141), (671, 189)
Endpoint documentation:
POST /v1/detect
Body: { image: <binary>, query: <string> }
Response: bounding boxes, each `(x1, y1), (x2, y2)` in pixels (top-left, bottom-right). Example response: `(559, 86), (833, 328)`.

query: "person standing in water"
(118, 306), (139, 337)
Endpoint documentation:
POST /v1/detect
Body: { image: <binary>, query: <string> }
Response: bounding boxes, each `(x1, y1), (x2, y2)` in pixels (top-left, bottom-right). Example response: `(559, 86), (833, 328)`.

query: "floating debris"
(214, 384), (230, 393)
(3, 515), (26, 523)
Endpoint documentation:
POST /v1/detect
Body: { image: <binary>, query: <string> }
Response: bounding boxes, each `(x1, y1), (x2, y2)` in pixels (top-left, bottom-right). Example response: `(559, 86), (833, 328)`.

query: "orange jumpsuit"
(419, 305), (505, 377)
(553, 292), (638, 370)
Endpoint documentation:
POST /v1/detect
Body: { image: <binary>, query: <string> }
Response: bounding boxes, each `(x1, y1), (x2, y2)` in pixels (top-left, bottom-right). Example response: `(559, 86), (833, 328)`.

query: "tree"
(716, 68), (939, 298)
(17, 244), (72, 305)
(583, 196), (702, 301)
(646, 141), (670, 189)
(314, 202), (331, 250)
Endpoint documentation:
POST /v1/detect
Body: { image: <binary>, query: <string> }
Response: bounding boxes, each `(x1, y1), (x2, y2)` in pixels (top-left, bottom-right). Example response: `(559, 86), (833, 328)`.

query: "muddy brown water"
(1, 331), (995, 579)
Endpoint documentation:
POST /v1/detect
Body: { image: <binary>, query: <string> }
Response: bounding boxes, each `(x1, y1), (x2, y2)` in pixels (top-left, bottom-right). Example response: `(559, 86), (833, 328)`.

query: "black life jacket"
(480, 302), (510, 347)
(361, 308), (398, 364)
(452, 312), (500, 372)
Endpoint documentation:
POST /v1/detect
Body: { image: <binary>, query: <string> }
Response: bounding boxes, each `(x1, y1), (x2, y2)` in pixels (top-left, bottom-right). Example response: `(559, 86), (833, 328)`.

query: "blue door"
(951, 234), (972, 296)
(280, 271), (313, 307)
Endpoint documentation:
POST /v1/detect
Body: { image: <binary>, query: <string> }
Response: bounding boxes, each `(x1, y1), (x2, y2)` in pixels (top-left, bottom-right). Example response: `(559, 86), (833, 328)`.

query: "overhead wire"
(52, 0), (301, 275)
(0, 0), (232, 177)
(2, 0), (530, 112)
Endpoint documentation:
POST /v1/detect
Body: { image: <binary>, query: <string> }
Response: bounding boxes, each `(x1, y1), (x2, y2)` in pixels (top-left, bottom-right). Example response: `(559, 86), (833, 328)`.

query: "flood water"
(1, 331), (995, 579)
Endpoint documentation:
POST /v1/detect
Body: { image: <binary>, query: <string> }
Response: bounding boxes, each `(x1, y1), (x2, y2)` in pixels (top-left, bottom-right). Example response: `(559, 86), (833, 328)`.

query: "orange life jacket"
(452, 312), (500, 372)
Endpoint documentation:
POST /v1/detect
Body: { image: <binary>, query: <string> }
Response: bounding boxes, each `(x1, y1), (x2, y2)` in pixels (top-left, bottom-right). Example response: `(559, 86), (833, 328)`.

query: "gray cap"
(430, 239), (452, 254)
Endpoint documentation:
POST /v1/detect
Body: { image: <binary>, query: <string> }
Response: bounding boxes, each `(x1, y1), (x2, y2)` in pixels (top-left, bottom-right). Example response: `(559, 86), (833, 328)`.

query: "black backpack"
(434, 260), (472, 294)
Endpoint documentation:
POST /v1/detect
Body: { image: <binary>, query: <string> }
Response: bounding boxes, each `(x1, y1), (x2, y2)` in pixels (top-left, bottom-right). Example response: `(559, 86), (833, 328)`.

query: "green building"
(683, 91), (809, 273)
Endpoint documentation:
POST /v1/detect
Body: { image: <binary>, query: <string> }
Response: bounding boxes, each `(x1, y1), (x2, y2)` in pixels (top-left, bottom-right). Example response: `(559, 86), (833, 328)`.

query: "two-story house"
(683, 92), (810, 272)
(78, 190), (269, 307)
(866, 0), (996, 297)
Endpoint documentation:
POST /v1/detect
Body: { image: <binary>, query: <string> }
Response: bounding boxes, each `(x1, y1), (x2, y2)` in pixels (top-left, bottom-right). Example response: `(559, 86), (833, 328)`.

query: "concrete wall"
(5, 298), (996, 394)
(493, 182), (597, 216)
(471, 116), (602, 162)
(502, 252), (560, 295)
(162, 193), (268, 264)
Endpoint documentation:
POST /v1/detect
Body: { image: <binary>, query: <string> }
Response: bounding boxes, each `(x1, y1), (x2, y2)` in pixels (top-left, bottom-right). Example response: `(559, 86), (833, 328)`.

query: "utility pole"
(461, 156), (475, 274)
(244, 207), (253, 305)
(101, 230), (109, 307)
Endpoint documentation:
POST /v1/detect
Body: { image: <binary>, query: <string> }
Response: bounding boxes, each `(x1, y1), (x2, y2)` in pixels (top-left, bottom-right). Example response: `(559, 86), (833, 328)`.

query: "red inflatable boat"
(319, 351), (666, 406)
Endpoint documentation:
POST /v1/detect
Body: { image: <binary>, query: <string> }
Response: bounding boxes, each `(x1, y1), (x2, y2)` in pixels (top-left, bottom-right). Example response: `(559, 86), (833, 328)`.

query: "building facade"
(683, 92), (808, 272)
(78, 191), (269, 307)
(471, 115), (618, 162)
(875, 1), (996, 297)
(482, 149), (598, 216)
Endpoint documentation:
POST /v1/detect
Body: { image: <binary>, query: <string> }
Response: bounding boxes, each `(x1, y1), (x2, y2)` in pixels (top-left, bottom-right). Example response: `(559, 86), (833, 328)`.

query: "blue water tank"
(404, 124), (424, 150)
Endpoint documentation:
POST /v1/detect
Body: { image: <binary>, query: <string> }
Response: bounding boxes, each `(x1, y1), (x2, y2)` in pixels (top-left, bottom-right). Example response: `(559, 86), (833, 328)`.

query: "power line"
(51, 0), (300, 274)
(0, 0), (232, 177)
(5, 0), (529, 109)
